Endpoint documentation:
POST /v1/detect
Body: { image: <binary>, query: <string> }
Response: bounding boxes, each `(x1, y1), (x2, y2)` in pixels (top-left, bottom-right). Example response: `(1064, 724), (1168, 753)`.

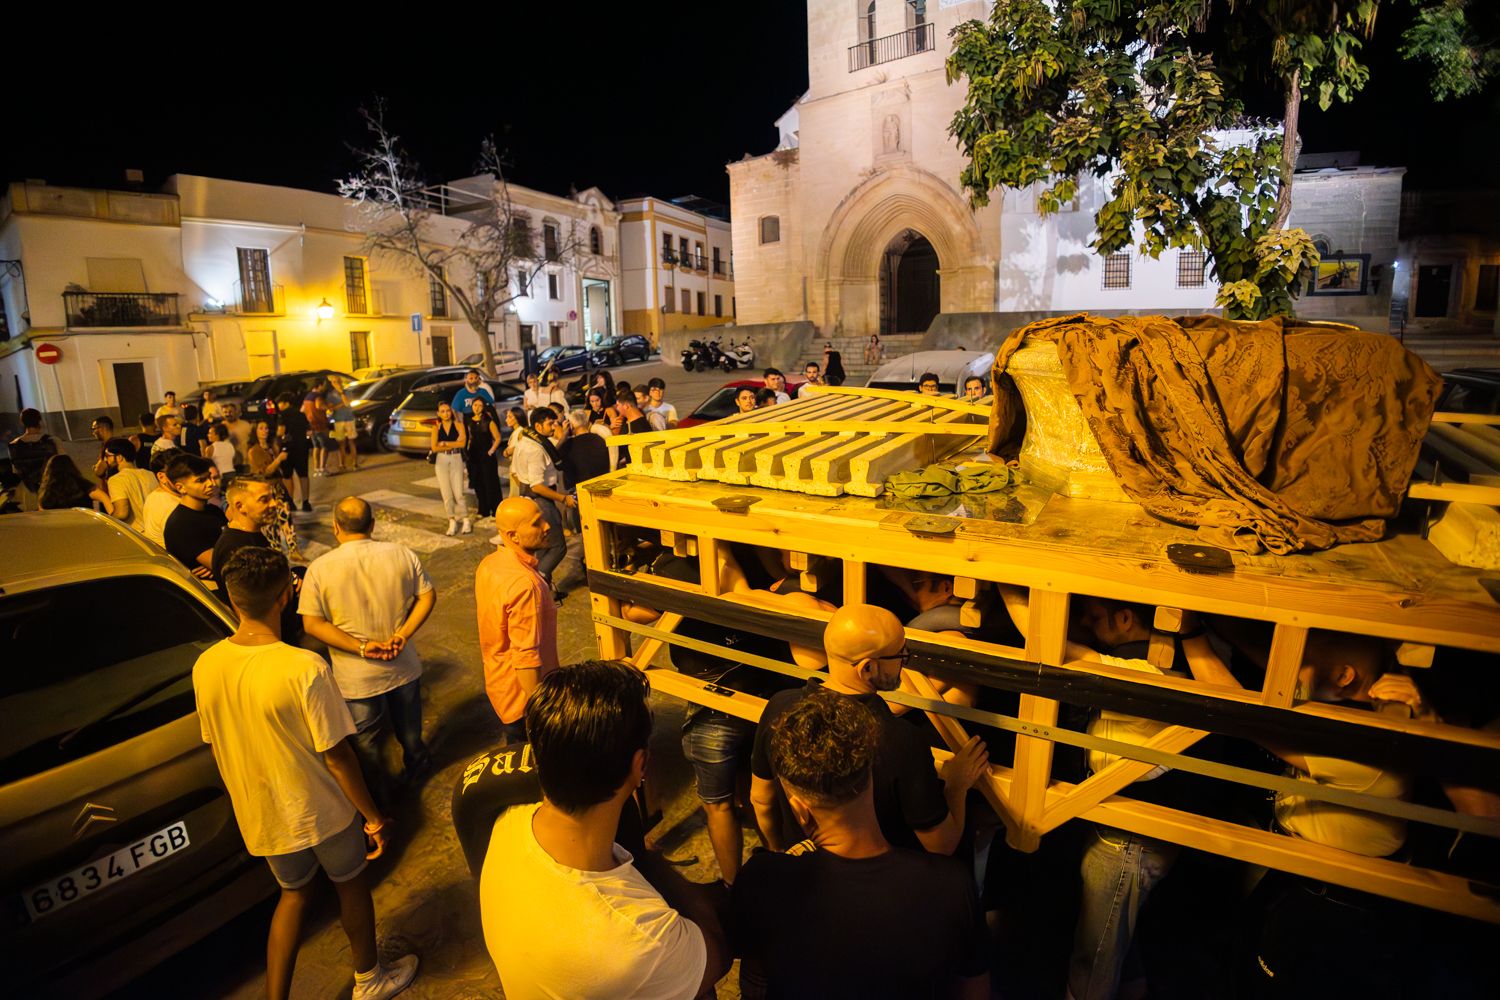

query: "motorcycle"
(721, 340), (754, 372)
(681, 339), (717, 372)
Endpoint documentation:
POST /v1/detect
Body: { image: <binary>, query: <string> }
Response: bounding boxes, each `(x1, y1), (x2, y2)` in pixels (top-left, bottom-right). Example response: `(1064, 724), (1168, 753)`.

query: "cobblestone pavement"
(107, 361), (750, 999)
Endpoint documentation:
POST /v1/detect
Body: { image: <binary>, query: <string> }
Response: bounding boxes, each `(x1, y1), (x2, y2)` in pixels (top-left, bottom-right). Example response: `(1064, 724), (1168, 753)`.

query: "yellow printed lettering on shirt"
(461, 755), (490, 794)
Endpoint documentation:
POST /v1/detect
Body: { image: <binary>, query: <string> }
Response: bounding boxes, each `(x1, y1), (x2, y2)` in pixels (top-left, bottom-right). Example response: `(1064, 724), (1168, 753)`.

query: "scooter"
(721, 340), (754, 371)
(681, 340), (716, 372)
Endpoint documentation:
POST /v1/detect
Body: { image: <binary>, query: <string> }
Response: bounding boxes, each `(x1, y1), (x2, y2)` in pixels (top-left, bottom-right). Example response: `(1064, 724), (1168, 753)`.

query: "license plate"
(23, 821), (190, 921)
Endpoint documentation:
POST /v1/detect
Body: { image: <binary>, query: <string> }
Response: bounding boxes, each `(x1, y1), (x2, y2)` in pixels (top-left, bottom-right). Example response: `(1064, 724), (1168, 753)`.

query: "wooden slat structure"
(582, 393), (1500, 924)
(614, 385), (990, 496)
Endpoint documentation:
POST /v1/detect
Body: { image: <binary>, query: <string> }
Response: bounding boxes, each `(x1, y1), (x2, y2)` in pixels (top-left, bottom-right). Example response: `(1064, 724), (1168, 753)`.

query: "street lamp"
(316, 298), (335, 322)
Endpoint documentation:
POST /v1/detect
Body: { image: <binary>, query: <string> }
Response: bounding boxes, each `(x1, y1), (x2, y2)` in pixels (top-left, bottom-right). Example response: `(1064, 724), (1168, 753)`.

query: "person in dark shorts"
(275, 393), (312, 512)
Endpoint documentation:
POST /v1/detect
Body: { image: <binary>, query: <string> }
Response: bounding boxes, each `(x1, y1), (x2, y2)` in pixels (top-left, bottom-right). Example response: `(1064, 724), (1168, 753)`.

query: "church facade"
(728, 1), (1399, 338)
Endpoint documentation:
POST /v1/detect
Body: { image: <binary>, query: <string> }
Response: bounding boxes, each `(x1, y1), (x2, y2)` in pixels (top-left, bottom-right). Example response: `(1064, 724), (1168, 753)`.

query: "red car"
(679, 377), (808, 428)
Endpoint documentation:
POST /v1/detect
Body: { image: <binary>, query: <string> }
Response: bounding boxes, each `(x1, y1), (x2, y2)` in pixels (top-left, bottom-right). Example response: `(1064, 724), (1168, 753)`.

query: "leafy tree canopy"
(946, 1), (1493, 319)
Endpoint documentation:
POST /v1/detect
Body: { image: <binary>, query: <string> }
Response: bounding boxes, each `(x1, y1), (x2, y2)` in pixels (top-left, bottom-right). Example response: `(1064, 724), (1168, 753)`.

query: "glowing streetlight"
(316, 298), (336, 322)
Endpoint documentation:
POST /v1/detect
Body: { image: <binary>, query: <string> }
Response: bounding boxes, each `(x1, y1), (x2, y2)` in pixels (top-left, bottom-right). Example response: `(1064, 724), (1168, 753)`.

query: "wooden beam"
(1261, 624), (1309, 707)
(1038, 725), (1209, 833)
(630, 612), (683, 670)
(904, 670), (1018, 837)
(580, 490), (629, 659)
(842, 559), (867, 604)
(1408, 481), (1500, 506)
(1431, 410), (1500, 426)
(1009, 588), (1070, 851)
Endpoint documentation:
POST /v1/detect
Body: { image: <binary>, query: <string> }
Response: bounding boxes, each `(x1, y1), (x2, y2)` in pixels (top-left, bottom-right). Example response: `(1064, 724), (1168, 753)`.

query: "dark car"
(589, 335), (652, 367)
(240, 370), (356, 421)
(1, 511), (272, 997)
(679, 377), (807, 428)
(180, 379), (256, 414)
(383, 378), (526, 455)
(536, 345), (595, 376)
(344, 369), (455, 451)
(1436, 368), (1500, 415)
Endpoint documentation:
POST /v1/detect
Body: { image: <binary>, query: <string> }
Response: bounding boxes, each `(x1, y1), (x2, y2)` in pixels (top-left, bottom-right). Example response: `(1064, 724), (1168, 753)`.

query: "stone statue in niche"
(882, 114), (902, 154)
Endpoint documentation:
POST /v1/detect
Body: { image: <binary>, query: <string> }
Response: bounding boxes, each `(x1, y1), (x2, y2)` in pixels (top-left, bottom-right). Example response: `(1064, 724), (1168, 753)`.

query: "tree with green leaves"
(946, 1), (1494, 319)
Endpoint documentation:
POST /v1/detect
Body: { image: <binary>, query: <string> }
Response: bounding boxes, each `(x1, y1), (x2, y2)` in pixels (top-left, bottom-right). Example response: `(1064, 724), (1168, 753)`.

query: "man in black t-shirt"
(734, 689), (990, 999)
(213, 475), (305, 642)
(749, 604), (988, 856)
(274, 393), (312, 512)
(162, 454), (227, 584)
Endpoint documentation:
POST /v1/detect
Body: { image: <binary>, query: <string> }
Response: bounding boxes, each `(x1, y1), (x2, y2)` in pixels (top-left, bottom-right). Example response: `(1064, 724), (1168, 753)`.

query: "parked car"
(180, 379), (256, 414)
(1436, 367), (1500, 415)
(343, 369), (452, 451)
(589, 335), (652, 367)
(383, 378), (526, 456)
(0, 510), (272, 997)
(457, 351), (525, 380)
(865, 350), (996, 395)
(240, 370), (356, 420)
(352, 364), (421, 382)
(678, 377), (808, 428)
(536, 344), (595, 376)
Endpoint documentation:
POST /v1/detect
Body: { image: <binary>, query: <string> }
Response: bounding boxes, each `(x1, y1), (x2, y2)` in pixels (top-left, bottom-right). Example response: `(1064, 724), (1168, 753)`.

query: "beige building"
(618, 195), (735, 346)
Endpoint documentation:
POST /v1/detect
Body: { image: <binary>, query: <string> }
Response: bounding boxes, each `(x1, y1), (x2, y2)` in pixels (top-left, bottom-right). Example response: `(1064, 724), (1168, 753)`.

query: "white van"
(865, 350), (995, 395)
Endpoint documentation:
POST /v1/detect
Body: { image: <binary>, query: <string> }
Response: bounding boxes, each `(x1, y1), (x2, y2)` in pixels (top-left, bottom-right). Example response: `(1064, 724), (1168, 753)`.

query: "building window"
(759, 216), (780, 244)
(663, 287), (675, 313)
(1176, 250), (1207, 288)
(429, 273), (448, 317)
(1476, 264), (1500, 312)
(712, 246), (723, 274)
(343, 257), (369, 313)
(548, 273), (560, 300)
(349, 331), (371, 371)
(681, 289), (691, 314)
(475, 272), (488, 302)
(679, 236), (690, 263)
(662, 231), (674, 264)
(514, 270), (528, 297)
(550, 321), (567, 346)
(543, 221), (560, 261)
(509, 216), (533, 256)
(696, 291), (706, 315)
(237, 248), (274, 313)
(714, 294), (723, 318)
(861, 1), (876, 44)
(694, 242), (705, 268)
(1102, 252), (1131, 290)
(732, 296), (736, 317)
(906, 0), (927, 28)
(589, 226), (602, 255)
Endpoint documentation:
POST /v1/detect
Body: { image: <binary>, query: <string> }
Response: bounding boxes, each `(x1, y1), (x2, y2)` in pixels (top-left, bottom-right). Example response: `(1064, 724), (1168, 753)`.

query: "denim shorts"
(680, 710), (755, 804)
(262, 818), (368, 889)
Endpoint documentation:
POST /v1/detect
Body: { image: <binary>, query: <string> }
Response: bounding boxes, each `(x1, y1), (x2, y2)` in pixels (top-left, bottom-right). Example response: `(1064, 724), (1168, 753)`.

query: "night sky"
(4, 4), (1495, 204)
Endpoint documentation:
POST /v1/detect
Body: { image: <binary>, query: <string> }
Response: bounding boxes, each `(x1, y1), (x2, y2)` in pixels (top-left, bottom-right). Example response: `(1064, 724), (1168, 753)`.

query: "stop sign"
(36, 343), (63, 365)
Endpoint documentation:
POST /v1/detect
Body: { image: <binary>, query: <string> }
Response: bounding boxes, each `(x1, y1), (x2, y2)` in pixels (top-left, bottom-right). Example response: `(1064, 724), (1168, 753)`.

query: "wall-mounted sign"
(411, 313), (424, 332)
(36, 343), (63, 365)
(568, 310), (578, 321)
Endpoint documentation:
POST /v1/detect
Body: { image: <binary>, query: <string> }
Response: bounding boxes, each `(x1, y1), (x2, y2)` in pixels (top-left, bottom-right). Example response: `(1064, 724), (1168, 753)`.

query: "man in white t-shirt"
(139, 451), (182, 549)
(154, 390), (182, 422)
(300, 497), (438, 794)
(644, 377), (679, 431)
(480, 659), (730, 999)
(762, 368), (792, 405)
(102, 439), (157, 531)
(195, 547), (417, 1000)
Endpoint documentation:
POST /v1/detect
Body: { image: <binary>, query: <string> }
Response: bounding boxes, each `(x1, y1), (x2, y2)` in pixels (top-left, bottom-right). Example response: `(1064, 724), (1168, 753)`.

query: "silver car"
(0, 510), (272, 997)
(383, 378), (526, 455)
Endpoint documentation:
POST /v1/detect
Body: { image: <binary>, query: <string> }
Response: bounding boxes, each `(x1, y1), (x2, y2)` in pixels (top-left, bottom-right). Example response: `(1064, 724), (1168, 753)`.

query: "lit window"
(349, 331), (371, 371)
(343, 257), (369, 313)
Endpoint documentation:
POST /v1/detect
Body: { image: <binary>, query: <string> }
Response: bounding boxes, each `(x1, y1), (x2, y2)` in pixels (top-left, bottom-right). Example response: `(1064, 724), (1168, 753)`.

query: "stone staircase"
(1397, 333), (1500, 373)
(794, 333), (927, 384)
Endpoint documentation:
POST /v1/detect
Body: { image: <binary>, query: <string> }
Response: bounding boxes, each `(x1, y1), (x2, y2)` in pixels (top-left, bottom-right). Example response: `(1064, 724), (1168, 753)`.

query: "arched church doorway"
(879, 229), (940, 335)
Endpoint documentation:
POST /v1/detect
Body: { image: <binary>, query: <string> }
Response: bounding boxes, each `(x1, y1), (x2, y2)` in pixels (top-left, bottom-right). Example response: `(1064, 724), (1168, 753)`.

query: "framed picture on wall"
(1307, 253), (1371, 296)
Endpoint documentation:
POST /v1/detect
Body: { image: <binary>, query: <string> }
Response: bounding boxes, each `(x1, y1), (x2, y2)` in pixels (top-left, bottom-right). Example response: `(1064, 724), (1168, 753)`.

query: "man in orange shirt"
(476, 496), (560, 742)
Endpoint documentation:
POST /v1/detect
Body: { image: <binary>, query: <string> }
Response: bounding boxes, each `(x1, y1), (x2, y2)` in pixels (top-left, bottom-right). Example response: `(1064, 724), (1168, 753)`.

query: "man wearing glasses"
(749, 603), (989, 856)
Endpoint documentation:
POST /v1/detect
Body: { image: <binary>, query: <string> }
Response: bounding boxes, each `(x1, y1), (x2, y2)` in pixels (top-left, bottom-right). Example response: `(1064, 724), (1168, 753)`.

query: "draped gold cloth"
(988, 314), (1442, 554)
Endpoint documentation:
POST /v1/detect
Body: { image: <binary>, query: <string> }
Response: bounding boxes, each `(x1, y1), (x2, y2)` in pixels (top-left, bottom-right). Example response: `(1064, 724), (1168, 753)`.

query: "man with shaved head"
(476, 496), (561, 743)
(749, 603), (989, 855)
(300, 497), (438, 795)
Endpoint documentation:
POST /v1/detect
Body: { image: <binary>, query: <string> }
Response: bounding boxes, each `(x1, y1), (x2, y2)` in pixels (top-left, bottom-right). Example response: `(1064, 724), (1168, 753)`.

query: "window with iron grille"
(760, 216), (780, 244)
(237, 248), (274, 312)
(1102, 252), (1131, 290)
(679, 236), (690, 262)
(590, 227), (602, 255)
(1476, 264), (1500, 312)
(712, 247), (722, 273)
(343, 257), (368, 313)
(548, 273), (560, 300)
(429, 273), (448, 316)
(662, 231), (674, 262)
(509, 216), (533, 256)
(349, 331), (371, 371)
(543, 222), (560, 261)
(1177, 250), (1208, 288)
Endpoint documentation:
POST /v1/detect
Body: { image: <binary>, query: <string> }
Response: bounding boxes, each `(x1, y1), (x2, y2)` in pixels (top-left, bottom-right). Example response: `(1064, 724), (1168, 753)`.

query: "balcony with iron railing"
(232, 280), (285, 315)
(63, 292), (181, 329)
(848, 22), (935, 72)
(691, 254), (708, 272)
(662, 248), (679, 266)
(712, 260), (735, 279)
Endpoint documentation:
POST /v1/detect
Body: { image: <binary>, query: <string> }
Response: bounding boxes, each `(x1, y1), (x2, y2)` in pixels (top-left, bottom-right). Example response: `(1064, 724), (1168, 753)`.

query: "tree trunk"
(1273, 65), (1301, 231)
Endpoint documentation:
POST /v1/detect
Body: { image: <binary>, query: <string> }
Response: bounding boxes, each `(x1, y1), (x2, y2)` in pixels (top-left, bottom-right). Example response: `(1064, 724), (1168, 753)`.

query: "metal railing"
(233, 279), (284, 315)
(662, 249), (679, 266)
(63, 292), (181, 328)
(848, 23), (935, 72)
(712, 260), (733, 278)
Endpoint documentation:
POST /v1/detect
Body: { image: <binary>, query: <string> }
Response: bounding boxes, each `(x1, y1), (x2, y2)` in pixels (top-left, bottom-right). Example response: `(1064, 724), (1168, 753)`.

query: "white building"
(0, 174), (619, 436)
(618, 195), (735, 346)
(727, 0), (1401, 341)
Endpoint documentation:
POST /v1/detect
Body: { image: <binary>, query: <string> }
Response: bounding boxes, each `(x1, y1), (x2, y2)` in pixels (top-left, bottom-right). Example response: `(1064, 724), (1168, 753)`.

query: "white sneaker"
(460, 518), (473, 534)
(352, 954), (419, 1000)
(445, 519), (458, 536)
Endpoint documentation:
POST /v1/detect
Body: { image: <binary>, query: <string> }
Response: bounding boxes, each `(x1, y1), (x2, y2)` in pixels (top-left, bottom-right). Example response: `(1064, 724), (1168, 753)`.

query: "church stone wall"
(728, 150), (804, 326)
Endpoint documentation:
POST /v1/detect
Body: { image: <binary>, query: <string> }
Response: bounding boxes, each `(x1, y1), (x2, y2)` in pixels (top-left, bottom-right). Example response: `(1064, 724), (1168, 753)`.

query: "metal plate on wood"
(905, 515), (961, 537)
(712, 495), (762, 514)
(1166, 543), (1234, 574)
(581, 480), (622, 496)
